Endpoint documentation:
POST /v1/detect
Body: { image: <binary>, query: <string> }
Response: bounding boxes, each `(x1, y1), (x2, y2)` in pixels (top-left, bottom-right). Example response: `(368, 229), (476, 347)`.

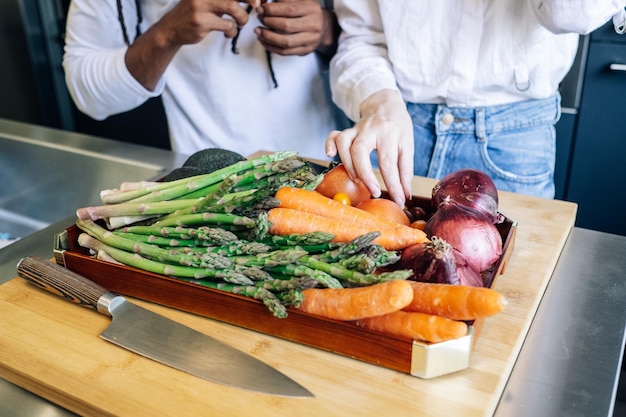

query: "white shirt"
(63, 0), (335, 160)
(331, 0), (626, 122)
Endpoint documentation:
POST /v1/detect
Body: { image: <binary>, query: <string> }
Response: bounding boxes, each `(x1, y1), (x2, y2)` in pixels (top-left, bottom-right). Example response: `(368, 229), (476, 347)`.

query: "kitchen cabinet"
(559, 22), (626, 236)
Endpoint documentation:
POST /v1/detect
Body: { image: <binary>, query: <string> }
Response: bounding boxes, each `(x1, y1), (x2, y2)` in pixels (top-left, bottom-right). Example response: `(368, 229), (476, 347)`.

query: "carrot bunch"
(297, 279), (507, 344)
(270, 186), (507, 344)
(268, 187), (428, 251)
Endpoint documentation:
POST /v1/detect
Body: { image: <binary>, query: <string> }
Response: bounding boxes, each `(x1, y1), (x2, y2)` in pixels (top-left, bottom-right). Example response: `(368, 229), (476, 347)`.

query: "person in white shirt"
(327, 1), (626, 206)
(63, 0), (342, 161)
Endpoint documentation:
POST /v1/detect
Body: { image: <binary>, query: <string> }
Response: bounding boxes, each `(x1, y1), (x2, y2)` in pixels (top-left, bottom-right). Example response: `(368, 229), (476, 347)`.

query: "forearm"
(330, 0), (398, 122)
(124, 22), (181, 91)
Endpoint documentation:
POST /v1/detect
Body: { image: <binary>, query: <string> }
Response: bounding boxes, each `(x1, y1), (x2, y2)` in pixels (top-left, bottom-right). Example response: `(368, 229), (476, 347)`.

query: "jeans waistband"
(406, 94), (561, 138)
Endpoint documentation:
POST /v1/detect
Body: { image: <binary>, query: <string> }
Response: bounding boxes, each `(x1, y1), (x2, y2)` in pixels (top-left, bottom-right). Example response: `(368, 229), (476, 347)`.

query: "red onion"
(424, 200), (503, 273)
(432, 169), (500, 223)
(398, 236), (483, 287)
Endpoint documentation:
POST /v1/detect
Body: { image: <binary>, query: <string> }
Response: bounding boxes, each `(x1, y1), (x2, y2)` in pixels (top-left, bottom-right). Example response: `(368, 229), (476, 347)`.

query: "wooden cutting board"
(0, 179), (578, 417)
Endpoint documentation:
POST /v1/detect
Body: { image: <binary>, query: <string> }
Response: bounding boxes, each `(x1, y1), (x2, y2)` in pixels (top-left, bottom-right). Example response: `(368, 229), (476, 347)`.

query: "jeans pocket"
(480, 124), (556, 198)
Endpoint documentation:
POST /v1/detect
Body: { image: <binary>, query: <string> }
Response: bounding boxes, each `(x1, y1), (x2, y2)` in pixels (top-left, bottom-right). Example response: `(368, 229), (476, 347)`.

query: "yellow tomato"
(316, 164), (371, 206)
(333, 192), (352, 205)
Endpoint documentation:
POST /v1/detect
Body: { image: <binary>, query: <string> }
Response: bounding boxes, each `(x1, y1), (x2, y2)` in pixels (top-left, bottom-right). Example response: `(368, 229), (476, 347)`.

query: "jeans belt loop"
(475, 108), (486, 141)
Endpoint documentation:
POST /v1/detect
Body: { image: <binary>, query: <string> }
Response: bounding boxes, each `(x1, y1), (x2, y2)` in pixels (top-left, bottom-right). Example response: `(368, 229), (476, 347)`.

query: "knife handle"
(17, 256), (109, 312)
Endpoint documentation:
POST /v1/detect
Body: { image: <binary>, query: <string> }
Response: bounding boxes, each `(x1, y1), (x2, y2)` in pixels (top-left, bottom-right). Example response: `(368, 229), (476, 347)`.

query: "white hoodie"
(63, 0), (335, 160)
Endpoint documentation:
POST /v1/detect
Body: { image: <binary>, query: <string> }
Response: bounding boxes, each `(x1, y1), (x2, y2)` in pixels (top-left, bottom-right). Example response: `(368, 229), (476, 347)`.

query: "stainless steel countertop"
(1, 119), (625, 416)
(495, 227), (626, 417)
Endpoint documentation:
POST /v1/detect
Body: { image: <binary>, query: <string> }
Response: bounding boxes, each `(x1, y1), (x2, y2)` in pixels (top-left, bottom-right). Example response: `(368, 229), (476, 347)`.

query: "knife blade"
(16, 256), (313, 398)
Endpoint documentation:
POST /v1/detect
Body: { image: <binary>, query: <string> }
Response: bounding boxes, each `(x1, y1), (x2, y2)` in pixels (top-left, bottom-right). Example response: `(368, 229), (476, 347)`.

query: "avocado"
(183, 148), (247, 174)
(163, 166), (204, 182)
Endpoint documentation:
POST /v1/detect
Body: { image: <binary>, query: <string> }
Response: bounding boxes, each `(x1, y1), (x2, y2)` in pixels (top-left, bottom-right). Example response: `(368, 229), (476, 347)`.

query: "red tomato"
(315, 165), (371, 206)
(356, 198), (411, 226)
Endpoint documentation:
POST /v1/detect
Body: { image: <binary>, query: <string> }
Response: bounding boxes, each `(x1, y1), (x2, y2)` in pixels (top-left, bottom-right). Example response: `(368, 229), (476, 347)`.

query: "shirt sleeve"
(528, 0), (626, 34)
(330, 0), (400, 122)
(62, 0), (164, 120)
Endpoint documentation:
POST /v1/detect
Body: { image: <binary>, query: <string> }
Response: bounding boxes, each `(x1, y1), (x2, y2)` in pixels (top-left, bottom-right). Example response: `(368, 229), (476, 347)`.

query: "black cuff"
(318, 0), (334, 11)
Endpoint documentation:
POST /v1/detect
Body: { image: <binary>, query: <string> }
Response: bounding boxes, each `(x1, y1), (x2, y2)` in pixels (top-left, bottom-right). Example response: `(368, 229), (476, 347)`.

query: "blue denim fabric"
(372, 94), (561, 199)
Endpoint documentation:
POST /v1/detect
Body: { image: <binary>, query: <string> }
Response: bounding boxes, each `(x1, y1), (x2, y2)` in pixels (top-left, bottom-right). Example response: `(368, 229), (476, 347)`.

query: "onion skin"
(398, 237), (483, 287)
(432, 169), (500, 223)
(424, 201), (503, 273)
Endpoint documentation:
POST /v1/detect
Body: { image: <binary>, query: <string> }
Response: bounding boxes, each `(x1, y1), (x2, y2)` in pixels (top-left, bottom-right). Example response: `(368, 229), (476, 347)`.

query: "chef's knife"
(16, 256), (313, 398)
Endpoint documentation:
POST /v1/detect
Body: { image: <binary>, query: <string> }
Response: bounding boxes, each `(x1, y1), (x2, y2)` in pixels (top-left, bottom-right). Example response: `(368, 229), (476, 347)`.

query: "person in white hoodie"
(327, 1), (626, 206)
(63, 0), (343, 161)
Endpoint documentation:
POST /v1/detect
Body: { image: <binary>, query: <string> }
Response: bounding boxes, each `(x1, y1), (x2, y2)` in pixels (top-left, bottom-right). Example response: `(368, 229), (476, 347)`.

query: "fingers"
(398, 142), (415, 202)
(325, 119), (414, 207)
(329, 127), (382, 199)
(328, 128), (357, 175)
(348, 130), (382, 199)
(377, 150), (405, 207)
(245, 0), (261, 8)
(258, 0), (319, 21)
(223, 1), (255, 29)
(255, 0), (322, 55)
(325, 130), (341, 158)
(209, 15), (240, 39)
(255, 26), (318, 55)
(163, 0), (255, 42)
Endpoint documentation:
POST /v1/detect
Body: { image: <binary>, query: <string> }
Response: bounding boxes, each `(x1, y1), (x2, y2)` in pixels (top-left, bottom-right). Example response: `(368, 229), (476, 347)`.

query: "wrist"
(316, 9), (339, 57)
(360, 89), (404, 118)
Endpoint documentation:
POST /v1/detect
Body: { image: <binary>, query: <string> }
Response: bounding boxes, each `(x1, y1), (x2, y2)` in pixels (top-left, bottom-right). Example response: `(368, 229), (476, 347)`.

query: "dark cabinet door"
(566, 42), (626, 236)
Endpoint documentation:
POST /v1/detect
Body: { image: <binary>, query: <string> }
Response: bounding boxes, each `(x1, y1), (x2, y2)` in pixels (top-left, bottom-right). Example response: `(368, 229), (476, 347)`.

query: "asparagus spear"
(266, 264), (343, 288)
(297, 255), (413, 286)
(119, 225), (242, 247)
(230, 248), (308, 268)
(100, 151), (297, 204)
(260, 231), (336, 247)
(254, 277), (318, 292)
(150, 211), (257, 228)
(180, 280), (288, 319)
(359, 243), (402, 267)
(334, 253), (377, 274)
(231, 196), (281, 219)
(115, 231), (272, 255)
(112, 232), (209, 248)
(232, 265), (274, 281)
(77, 219), (233, 269)
(275, 290), (305, 307)
(77, 233), (249, 282)
(76, 198), (205, 221)
(316, 231), (381, 262)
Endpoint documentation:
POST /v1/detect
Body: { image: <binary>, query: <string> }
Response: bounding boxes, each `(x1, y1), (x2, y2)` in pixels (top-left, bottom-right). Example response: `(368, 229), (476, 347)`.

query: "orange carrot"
(276, 187), (427, 234)
(267, 207), (427, 250)
(403, 281), (507, 321)
(297, 280), (414, 321)
(354, 310), (469, 343)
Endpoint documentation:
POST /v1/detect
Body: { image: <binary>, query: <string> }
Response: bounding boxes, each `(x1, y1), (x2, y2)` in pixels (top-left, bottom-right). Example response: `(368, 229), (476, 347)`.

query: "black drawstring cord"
(116, 0), (130, 45)
(116, 0), (143, 46)
(230, 5), (278, 89)
(231, 5), (253, 54)
(134, 0), (142, 41)
(265, 50), (278, 89)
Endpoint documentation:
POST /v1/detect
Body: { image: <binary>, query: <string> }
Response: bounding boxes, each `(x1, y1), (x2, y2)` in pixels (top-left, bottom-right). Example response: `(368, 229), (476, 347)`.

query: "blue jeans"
(373, 95), (561, 199)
